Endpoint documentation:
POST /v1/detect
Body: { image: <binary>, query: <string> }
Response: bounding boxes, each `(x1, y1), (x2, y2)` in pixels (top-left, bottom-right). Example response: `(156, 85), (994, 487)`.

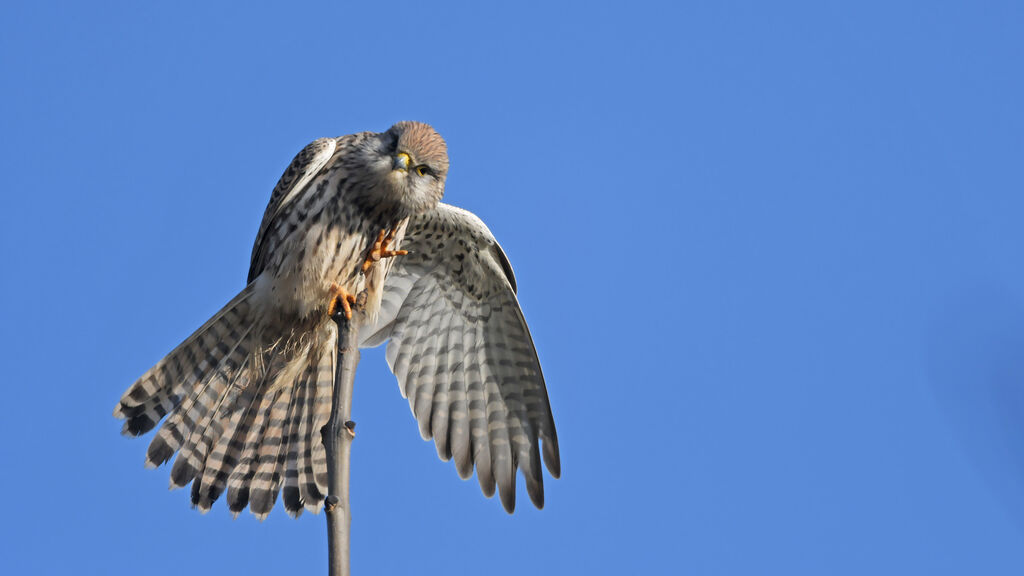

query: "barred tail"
(114, 286), (258, 441)
(114, 283), (336, 518)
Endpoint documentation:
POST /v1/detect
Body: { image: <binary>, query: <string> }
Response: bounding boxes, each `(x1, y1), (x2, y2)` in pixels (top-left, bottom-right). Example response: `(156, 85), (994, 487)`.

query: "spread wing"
(359, 203), (560, 512)
(248, 137), (337, 281)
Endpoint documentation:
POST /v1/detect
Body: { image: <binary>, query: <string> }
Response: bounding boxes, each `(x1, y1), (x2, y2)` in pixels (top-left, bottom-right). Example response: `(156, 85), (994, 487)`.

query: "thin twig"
(322, 310), (360, 576)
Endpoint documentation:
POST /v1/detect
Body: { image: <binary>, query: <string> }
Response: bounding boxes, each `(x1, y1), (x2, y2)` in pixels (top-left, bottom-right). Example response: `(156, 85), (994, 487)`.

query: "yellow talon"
(326, 283), (357, 320)
(362, 227), (408, 273)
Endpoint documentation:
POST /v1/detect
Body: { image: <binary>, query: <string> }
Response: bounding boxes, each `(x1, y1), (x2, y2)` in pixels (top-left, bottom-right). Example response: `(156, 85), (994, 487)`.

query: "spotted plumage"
(360, 203), (560, 511)
(114, 122), (559, 518)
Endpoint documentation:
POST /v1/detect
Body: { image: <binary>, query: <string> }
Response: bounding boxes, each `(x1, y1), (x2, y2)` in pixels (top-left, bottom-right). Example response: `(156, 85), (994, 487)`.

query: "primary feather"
(359, 203), (561, 512)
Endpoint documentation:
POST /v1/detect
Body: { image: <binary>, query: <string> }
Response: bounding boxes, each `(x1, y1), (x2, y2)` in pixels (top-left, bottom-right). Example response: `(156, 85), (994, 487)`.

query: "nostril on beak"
(393, 152), (411, 171)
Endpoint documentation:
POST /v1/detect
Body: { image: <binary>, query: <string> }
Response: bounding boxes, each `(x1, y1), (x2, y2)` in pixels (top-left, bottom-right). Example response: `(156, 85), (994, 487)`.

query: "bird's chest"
(267, 214), (406, 322)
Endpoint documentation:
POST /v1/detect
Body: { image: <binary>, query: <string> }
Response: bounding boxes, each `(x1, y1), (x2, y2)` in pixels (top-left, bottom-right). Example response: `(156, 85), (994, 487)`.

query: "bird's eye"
(415, 165), (432, 177)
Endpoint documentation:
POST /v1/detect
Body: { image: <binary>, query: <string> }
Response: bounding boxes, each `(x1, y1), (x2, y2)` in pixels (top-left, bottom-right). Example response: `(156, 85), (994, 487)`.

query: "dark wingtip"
(543, 438), (561, 479)
(526, 473), (545, 510)
(479, 475), (496, 498)
(456, 458), (474, 480)
(498, 482), (516, 514)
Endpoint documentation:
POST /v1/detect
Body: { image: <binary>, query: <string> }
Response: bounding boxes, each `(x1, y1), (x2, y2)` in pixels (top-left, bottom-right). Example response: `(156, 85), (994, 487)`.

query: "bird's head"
(354, 121), (448, 218)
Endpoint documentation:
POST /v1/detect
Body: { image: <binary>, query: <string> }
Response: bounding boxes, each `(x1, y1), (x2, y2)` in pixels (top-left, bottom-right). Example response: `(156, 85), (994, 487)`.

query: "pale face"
(359, 122), (449, 216)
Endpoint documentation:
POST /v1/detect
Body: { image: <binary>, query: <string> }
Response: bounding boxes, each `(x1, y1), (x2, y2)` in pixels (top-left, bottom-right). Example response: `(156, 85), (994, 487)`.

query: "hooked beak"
(393, 152), (411, 172)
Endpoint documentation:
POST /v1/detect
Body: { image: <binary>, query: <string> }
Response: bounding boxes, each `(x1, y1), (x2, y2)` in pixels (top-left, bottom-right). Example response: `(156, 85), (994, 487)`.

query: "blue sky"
(2, 1), (1023, 574)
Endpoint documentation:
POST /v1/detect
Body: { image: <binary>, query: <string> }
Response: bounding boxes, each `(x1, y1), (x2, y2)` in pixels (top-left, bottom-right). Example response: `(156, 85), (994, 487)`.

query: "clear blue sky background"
(2, 1), (1023, 574)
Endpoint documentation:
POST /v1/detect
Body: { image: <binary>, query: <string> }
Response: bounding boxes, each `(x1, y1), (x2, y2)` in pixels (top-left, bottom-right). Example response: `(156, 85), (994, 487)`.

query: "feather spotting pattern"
(359, 203), (560, 512)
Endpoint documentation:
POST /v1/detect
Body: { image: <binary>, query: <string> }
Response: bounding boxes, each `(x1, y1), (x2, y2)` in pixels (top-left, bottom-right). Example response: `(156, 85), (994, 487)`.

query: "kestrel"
(114, 122), (560, 517)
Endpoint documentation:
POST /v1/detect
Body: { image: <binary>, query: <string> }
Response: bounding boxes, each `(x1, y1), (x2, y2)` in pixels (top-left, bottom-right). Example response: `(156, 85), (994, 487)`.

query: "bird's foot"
(326, 282), (357, 320)
(361, 227), (408, 273)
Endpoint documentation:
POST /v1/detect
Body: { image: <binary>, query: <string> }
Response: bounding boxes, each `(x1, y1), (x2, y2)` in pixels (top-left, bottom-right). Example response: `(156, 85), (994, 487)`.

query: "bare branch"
(321, 310), (360, 576)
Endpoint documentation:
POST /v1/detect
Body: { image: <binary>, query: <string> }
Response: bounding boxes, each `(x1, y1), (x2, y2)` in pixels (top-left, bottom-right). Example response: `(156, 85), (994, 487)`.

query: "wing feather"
(248, 138), (337, 281)
(427, 310), (454, 460)
(359, 203), (559, 512)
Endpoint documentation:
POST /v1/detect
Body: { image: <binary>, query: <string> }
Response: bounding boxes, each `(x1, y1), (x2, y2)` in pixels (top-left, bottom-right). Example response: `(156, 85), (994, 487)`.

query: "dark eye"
(415, 165), (432, 177)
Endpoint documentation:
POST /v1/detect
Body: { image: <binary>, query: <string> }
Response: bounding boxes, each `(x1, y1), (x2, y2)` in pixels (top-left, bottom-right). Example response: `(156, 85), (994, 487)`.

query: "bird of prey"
(114, 122), (560, 518)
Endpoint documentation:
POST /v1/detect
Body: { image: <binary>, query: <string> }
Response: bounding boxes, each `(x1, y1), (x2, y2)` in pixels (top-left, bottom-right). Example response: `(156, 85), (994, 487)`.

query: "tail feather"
(223, 347), (308, 517)
(223, 374), (281, 515)
(189, 365), (265, 511)
(282, 355), (313, 516)
(308, 331), (335, 508)
(297, 357), (325, 514)
(146, 323), (255, 469)
(191, 341), (298, 512)
(115, 282), (340, 518)
(114, 288), (256, 435)
(249, 369), (300, 518)
(285, 329), (335, 516)
(169, 356), (250, 489)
